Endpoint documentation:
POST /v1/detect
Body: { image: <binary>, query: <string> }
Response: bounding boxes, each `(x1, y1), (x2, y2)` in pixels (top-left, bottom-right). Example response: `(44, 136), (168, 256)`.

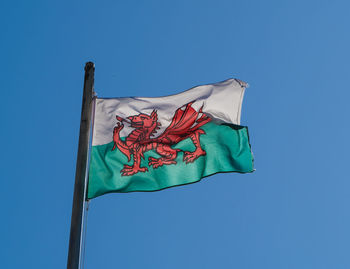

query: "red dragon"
(112, 101), (211, 176)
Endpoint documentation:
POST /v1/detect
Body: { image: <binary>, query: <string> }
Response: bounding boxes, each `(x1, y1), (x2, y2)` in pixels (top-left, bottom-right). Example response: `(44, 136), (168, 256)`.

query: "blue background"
(1, 0), (350, 268)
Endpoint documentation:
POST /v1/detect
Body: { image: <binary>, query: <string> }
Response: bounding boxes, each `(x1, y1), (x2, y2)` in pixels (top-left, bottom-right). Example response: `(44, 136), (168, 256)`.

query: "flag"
(87, 78), (254, 199)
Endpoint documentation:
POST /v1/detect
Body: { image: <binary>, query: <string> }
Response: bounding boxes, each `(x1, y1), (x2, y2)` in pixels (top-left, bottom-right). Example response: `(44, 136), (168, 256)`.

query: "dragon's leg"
(148, 144), (178, 169)
(121, 148), (148, 176)
(183, 129), (206, 163)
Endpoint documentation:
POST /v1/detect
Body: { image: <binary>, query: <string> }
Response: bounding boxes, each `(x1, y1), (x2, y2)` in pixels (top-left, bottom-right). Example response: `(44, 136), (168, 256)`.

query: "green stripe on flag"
(87, 122), (254, 199)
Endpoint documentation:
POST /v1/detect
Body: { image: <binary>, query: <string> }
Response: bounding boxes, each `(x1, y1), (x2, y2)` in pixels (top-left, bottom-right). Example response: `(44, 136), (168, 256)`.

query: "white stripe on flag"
(92, 78), (247, 146)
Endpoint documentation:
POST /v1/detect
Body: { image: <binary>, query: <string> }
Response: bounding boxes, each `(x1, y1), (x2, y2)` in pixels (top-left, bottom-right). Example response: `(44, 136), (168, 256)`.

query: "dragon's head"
(127, 110), (158, 130)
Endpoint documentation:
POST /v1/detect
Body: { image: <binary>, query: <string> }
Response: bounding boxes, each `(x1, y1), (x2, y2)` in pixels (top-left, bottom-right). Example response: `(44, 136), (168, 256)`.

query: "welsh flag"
(88, 79), (254, 199)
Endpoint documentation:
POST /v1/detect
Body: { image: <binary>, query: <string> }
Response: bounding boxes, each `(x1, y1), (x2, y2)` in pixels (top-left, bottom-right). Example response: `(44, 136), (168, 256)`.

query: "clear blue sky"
(1, 0), (350, 268)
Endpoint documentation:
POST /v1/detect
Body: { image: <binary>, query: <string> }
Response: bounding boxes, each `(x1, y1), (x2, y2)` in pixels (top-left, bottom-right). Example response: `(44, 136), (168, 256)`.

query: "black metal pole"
(67, 62), (95, 269)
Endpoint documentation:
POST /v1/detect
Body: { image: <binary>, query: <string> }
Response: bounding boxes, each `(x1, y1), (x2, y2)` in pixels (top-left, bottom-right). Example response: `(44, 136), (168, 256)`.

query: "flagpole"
(67, 62), (95, 269)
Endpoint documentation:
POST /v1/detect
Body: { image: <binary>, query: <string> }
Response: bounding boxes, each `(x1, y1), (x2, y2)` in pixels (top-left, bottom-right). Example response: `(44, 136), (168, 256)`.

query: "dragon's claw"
(120, 165), (148, 176)
(122, 164), (132, 169)
(148, 157), (176, 168)
(183, 150), (205, 164)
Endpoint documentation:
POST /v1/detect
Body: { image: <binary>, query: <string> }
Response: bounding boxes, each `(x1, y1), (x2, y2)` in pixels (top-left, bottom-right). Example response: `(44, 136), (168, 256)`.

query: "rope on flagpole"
(80, 200), (90, 269)
(80, 91), (96, 269)
(80, 92), (96, 269)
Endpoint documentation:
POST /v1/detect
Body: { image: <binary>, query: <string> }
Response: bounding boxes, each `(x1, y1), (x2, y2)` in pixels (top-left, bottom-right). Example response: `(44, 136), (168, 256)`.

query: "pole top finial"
(85, 62), (95, 71)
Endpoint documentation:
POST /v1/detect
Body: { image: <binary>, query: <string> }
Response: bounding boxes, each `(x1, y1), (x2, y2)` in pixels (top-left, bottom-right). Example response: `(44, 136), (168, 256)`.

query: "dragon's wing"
(157, 102), (210, 144)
